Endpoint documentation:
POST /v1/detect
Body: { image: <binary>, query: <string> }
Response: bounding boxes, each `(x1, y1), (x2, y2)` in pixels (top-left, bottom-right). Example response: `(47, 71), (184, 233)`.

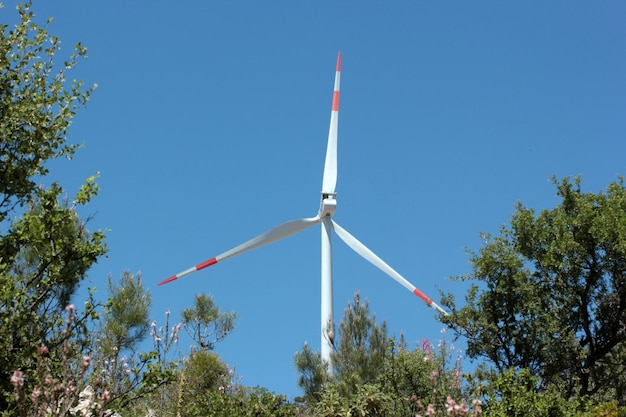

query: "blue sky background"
(3, 1), (625, 399)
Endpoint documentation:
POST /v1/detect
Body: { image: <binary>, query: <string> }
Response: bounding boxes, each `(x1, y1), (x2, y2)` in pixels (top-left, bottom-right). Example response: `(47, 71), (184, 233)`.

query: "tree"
(295, 292), (487, 417)
(0, 3), (93, 223)
(95, 271), (155, 409)
(295, 292), (391, 402)
(444, 176), (626, 405)
(331, 291), (390, 397)
(181, 293), (236, 351)
(100, 271), (151, 357)
(0, 3), (105, 410)
(294, 342), (329, 403)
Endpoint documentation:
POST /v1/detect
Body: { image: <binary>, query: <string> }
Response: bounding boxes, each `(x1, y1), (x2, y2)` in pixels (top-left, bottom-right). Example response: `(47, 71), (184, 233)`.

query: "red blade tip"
(158, 275), (178, 286)
(336, 52), (341, 71)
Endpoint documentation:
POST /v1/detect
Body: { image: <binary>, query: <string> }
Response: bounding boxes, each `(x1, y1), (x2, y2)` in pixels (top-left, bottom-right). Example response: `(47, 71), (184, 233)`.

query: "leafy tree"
(443, 176), (626, 405)
(181, 293), (237, 351)
(0, 2), (104, 410)
(479, 368), (582, 417)
(314, 383), (392, 417)
(0, 3), (93, 223)
(379, 335), (472, 417)
(185, 386), (300, 417)
(181, 350), (229, 398)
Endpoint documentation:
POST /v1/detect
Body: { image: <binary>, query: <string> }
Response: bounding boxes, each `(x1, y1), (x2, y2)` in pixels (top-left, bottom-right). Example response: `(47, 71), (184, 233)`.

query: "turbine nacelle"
(319, 193), (337, 218)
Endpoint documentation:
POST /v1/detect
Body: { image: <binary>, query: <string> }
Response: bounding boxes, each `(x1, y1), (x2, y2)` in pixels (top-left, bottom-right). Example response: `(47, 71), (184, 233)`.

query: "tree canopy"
(0, 3), (106, 408)
(444, 176), (626, 405)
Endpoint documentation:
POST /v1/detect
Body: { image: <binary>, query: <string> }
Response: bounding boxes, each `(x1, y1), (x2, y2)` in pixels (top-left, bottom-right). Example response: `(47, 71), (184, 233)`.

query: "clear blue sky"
(4, 1), (625, 399)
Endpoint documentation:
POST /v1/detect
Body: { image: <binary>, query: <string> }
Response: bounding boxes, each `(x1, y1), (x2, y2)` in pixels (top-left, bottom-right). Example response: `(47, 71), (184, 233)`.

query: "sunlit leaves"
(444, 176), (626, 404)
(0, 2), (95, 222)
(0, 3), (105, 410)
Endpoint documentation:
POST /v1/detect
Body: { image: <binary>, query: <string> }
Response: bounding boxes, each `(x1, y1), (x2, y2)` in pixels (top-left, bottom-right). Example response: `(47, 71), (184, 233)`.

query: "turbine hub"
(319, 194), (337, 218)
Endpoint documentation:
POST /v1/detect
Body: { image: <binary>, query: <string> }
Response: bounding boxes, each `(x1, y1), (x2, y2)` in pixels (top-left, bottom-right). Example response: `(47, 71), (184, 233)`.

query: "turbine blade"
(321, 52), (341, 195)
(331, 220), (448, 316)
(159, 216), (320, 286)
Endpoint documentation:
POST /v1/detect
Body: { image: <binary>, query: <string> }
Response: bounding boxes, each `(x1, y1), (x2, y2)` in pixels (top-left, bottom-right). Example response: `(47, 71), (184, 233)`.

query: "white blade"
(218, 216), (320, 263)
(331, 220), (448, 316)
(159, 216), (320, 285)
(321, 52), (341, 195)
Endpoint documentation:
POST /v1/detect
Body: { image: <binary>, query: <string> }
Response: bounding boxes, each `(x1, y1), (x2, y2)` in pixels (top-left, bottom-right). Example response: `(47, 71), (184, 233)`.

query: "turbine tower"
(159, 52), (447, 366)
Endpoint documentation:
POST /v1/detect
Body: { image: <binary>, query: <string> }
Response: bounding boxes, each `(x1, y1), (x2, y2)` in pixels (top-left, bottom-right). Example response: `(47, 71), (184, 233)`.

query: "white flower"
(69, 386), (95, 416)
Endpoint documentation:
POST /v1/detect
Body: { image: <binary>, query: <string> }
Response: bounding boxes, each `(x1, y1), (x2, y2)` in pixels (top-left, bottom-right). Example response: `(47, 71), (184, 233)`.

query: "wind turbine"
(159, 52), (447, 365)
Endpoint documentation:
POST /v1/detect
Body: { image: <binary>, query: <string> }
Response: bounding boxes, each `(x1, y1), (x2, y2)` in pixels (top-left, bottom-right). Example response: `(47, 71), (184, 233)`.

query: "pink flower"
(38, 345), (49, 356)
(446, 396), (456, 414)
(426, 404), (435, 416)
(31, 387), (41, 402)
(10, 370), (24, 390)
(82, 356), (91, 369)
(65, 304), (75, 323)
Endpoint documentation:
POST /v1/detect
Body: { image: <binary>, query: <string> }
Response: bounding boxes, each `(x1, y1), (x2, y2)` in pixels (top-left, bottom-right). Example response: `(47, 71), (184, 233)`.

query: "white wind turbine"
(159, 52), (447, 365)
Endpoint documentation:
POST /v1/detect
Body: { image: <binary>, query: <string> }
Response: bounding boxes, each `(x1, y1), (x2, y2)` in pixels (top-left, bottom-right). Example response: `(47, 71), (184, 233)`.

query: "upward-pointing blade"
(321, 52), (341, 195)
(158, 216), (321, 286)
(331, 220), (448, 316)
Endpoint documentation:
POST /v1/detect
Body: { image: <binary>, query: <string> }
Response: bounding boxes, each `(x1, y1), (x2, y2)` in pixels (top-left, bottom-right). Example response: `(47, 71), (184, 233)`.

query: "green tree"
(0, 3), (104, 410)
(294, 342), (329, 403)
(296, 292), (483, 417)
(379, 336), (471, 417)
(479, 368), (582, 417)
(181, 293), (236, 351)
(0, 3), (93, 223)
(95, 271), (157, 409)
(186, 386), (301, 417)
(181, 350), (229, 398)
(295, 292), (391, 405)
(100, 271), (151, 357)
(444, 177), (626, 405)
(331, 291), (390, 397)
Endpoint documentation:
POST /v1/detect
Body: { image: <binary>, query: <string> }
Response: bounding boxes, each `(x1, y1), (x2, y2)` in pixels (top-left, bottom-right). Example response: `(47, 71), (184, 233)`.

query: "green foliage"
(0, 182), (106, 409)
(296, 292), (482, 417)
(3, 301), (115, 417)
(331, 291), (390, 396)
(380, 334), (473, 416)
(314, 384), (392, 417)
(443, 176), (626, 405)
(183, 385), (300, 417)
(181, 293), (237, 351)
(295, 292), (391, 404)
(295, 342), (329, 403)
(182, 350), (228, 397)
(133, 309), (184, 415)
(100, 271), (151, 357)
(0, 4), (104, 409)
(480, 368), (581, 417)
(132, 295), (240, 416)
(0, 2), (95, 223)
